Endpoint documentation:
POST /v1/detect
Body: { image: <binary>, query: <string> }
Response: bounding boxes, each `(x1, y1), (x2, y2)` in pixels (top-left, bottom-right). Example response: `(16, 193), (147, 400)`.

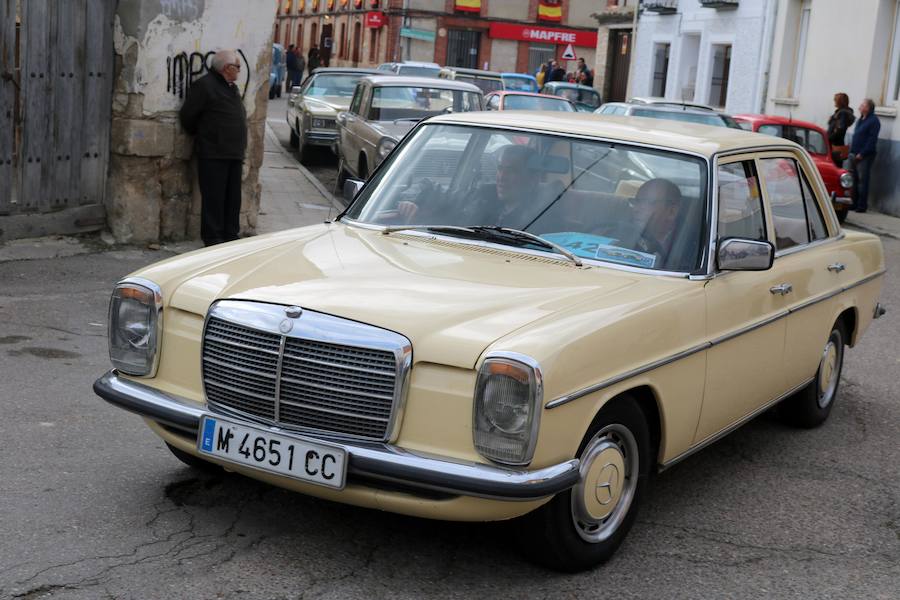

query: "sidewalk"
(256, 123), (343, 234)
(844, 210), (900, 240)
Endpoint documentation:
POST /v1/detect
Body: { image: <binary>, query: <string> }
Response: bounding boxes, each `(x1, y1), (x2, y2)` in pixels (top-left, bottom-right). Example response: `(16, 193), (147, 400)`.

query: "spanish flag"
(538, 1), (562, 22)
(455, 0), (481, 13)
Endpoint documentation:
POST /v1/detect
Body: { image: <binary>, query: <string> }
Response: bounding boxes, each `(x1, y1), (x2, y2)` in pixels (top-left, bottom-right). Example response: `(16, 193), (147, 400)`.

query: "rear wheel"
(779, 321), (846, 428)
(517, 399), (652, 572)
(166, 443), (223, 474)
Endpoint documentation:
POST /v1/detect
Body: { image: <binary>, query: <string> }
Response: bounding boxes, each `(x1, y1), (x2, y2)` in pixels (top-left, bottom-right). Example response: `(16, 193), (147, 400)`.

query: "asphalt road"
(0, 102), (897, 599)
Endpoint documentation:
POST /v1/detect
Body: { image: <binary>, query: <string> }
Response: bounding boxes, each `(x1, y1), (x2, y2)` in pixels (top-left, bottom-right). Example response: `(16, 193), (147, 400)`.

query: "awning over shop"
(488, 22), (597, 48)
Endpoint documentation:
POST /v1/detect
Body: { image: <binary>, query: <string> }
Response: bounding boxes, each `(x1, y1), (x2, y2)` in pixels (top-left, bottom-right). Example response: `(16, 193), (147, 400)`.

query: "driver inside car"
(630, 178), (682, 261)
(396, 144), (545, 226)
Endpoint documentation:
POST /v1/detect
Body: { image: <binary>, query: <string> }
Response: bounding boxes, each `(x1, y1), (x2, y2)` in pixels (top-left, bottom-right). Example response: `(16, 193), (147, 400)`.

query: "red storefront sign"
(488, 22), (597, 48)
(365, 11), (385, 28)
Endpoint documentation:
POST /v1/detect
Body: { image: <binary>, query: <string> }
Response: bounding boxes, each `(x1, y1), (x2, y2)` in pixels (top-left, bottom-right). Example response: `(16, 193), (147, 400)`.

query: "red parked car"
(734, 114), (853, 222)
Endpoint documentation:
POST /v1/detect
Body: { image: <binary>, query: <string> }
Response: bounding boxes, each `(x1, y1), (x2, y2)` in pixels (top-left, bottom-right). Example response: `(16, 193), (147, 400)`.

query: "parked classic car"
(285, 67), (383, 163)
(376, 61), (441, 78)
(269, 43), (286, 99)
(484, 91), (576, 112)
(597, 101), (743, 129)
(501, 72), (540, 93)
(540, 81), (602, 112)
(439, 67), (504, 94)
(335, 75), (482, 181)
(734, 114), (854, 223)
(94, 112), (885, 572)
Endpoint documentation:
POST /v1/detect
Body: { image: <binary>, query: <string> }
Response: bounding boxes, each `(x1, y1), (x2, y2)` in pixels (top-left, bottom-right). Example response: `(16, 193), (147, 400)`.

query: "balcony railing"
(698, 0), (739, 9)
(643, 0), (678, 14)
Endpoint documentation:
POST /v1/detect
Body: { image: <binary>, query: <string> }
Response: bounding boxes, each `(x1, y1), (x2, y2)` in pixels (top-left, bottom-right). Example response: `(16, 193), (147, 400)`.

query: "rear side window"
(717, 161), (766, 242)
(760, 157), (828, 250)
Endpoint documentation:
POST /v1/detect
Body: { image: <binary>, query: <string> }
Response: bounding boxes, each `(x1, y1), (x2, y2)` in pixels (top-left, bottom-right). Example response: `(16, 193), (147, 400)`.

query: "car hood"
(370, 120), (417, 141)
(303, 96), (351, 114)
(146, 224), (645, 369)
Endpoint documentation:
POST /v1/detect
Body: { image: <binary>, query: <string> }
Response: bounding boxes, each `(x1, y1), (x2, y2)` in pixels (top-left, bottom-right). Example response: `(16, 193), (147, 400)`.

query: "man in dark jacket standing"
(849, 98), (880, 213)
(179, 50), (248, 246)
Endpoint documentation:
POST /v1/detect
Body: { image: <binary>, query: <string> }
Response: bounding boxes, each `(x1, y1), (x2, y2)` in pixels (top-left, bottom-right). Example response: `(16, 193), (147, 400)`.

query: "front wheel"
(166, 443), (223, 474)
(517, 399), (652, 572)
(779, 322), (846, 428)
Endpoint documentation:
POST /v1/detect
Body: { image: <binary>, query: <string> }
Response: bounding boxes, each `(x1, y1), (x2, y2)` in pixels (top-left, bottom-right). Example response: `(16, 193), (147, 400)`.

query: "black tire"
(268, 86), (276, 100)
(837, 209), (848, 224)
(296, 130), (309, 164)
(336, 156), (349, 193)
(289, 124), (299, 148)
(779, 321), (847, 428)
(276, 84), (282, 98)
(358, 154), (368, 180)
(166, 442), (223, 474)
(517, 398), (652, 572)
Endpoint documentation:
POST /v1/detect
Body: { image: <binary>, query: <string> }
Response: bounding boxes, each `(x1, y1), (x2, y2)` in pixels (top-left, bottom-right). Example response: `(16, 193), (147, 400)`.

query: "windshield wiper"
(380, 225), (582, 267)
(470, 226), (582, 267)
(380, 224), (476, 235)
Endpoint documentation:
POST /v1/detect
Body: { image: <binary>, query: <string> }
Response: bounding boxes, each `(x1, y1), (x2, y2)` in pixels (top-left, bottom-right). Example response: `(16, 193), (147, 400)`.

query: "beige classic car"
(285, 67), (382, 163)
(95, 112), (885, 571)
(335, 75), (482, 182)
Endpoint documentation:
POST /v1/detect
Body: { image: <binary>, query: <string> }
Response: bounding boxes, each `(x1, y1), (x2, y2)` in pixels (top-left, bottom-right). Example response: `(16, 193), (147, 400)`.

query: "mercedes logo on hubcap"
(594, 463), (620, 505)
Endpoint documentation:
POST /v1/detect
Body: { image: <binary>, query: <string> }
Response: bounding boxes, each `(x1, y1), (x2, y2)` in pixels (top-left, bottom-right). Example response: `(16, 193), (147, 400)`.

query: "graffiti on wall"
(166, 49), (250, 99)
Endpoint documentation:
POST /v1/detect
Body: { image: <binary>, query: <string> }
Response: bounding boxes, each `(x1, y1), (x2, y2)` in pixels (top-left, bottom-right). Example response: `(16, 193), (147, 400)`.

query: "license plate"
(197, 415), (347, 490)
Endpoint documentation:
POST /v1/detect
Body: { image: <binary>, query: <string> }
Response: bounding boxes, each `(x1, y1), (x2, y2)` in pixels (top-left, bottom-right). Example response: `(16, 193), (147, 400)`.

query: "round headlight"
(840, 172), (853, 189)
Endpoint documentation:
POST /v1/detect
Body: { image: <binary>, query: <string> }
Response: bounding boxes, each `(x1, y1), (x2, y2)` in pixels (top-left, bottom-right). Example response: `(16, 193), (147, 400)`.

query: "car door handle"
(770, 283), (793, 296)
(827, 263), (846, 273)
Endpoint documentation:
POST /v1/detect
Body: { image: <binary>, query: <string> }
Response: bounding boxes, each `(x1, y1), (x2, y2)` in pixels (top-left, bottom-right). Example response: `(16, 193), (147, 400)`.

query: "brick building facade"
(274, 0), (599, 80)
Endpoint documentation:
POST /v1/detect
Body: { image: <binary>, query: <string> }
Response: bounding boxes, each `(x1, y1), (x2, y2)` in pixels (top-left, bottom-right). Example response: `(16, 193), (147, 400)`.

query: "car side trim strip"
(658, 376), (815, 470)
(545, 269), (885, 410)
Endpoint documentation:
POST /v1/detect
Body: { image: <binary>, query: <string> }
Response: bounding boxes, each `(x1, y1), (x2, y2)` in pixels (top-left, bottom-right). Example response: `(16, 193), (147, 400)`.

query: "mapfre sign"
(488, 23), (597, 48)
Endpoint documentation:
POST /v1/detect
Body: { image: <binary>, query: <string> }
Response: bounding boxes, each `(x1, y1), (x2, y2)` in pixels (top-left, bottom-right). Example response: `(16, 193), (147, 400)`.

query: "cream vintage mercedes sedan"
(94, 112), (885, 571)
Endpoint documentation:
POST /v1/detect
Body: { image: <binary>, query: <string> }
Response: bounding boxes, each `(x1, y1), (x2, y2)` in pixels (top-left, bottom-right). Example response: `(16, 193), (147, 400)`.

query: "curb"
(844, 219), (900, 241)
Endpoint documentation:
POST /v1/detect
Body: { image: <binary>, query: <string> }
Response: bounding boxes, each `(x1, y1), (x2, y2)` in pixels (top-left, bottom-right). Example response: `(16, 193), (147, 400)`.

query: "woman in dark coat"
(827, 92), (855, 167)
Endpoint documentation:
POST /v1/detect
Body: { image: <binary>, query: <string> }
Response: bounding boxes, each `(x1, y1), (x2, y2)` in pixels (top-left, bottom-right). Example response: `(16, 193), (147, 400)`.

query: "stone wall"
(107, 0), (277, 243)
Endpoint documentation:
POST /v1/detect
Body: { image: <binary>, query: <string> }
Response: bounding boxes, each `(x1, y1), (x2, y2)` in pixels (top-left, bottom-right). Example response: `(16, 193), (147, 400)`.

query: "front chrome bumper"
(93, 371), (579, 501)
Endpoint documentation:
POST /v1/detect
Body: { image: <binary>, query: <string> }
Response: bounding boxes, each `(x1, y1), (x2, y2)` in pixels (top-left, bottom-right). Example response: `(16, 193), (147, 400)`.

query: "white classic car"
(285, 67), (382, 163)
(335, 75), (482, 182)
(95, 112), (885, 571)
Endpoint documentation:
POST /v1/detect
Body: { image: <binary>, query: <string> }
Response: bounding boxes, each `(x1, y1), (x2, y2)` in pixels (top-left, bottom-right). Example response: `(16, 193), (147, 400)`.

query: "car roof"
(489, 91), (571, 100)
(443, 67), (502, 77)
(427, 111), (798, 157)
(310, 67), (384, 75)
(733, 113), (826, 133)
(361, 75), (482, 92)
(398, 61), (440, 68)
(630, 97), (717, 111)
(629, 104), (727, 117)
(502, 73), (537, 79)
(543, 82), (598, 91)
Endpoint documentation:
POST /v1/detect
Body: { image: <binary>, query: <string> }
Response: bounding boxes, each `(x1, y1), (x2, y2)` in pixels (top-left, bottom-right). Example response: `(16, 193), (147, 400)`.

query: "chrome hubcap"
(571, 423), (638, 543)
(817, 330), (843, 409)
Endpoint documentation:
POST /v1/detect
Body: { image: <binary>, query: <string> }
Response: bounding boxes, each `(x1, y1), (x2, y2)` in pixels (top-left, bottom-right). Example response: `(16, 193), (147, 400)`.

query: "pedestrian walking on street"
(547, 60), (566, 83)
(179, 49), (248, 246)
(294, 48), (306, 88)
(849, 98), (880, 213)
(576, 57), (594, 87)
(308, 45), (321, 77)
(535, 63), (547, 88)
(827, 92), (855, 167)
(286, 43), (302, 89)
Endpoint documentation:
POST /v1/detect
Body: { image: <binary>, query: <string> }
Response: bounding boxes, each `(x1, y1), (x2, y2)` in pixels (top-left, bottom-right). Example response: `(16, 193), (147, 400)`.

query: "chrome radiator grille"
(202, 301), (411, 441)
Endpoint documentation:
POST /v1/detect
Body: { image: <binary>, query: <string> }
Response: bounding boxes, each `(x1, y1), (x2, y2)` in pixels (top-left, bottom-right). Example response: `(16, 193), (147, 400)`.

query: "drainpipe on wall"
(756, 0), (778, 114)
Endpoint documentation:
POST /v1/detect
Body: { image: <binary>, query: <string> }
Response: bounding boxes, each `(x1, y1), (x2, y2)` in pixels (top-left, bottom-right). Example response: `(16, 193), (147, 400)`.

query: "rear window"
(503, 95), (575, 112)
(632, 108), (726, 127)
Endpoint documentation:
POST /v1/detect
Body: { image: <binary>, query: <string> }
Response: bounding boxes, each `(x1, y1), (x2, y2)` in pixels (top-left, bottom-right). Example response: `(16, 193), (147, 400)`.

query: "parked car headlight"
(311, 117), (334, 129)
(473, 354), (542, 465)
(108, 279), (162, 376)
(377, 138), (397, 161)
(840, 172), (853, 189)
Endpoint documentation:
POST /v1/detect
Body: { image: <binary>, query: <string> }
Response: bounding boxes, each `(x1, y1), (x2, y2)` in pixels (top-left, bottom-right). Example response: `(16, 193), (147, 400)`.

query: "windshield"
(555, 87), (601, 108)
(502, 75), (539, 93)
(345, 124), (708, 272)
(367, 87), (481, 120)
(632, 108), (727, 128)
(456, 74), (503, 93)
(504, 95), (574, 112)
(304, 74), (364, 97)
(397, 66), (441, 78)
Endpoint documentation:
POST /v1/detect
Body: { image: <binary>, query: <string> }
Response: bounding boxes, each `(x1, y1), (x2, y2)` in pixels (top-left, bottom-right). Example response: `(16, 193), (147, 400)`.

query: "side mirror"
(336, 112), (348, 126)
(343, 178), (364, 203)
(290, 86), (302, 94)
(717, 238), (774, 271)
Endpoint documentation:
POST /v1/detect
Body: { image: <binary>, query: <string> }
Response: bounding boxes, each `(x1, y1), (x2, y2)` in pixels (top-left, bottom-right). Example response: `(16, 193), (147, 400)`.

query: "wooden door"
(607, 29), (632, 103)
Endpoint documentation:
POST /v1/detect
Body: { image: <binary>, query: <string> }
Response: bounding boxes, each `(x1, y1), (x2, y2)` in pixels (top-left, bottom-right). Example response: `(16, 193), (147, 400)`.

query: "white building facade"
(629, 0), (777, 114)
(765, 0), (900, 216)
